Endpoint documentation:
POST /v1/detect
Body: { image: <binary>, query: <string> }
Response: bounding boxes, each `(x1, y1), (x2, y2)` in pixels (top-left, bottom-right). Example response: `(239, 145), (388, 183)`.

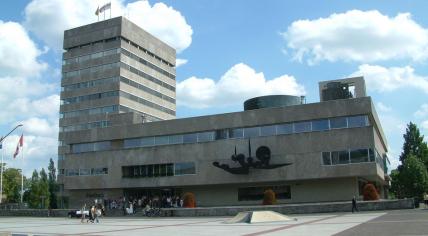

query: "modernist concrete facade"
(58, 18), (389, 208)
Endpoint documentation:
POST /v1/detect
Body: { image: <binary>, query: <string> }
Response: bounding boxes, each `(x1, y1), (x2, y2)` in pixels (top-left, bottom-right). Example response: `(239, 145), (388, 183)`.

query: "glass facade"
(322, 148), (385, 170)
(122, 162), (195, 178)
(71, 115), (371, 154)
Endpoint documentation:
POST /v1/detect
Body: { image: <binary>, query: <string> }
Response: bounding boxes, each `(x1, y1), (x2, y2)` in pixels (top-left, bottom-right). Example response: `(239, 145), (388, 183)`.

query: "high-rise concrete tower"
(58, 17), (176, 205)
(59, 16), (176, 134)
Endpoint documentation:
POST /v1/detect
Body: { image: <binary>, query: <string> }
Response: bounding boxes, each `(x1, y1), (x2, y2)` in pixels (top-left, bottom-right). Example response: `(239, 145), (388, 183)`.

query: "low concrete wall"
(0, 199), (414, 217)
(165, 199), (415, 217)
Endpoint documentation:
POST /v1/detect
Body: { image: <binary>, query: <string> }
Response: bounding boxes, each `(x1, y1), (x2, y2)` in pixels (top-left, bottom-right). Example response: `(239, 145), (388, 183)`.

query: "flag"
(96, 2), (111, 16)
(13, 134), (23, 159)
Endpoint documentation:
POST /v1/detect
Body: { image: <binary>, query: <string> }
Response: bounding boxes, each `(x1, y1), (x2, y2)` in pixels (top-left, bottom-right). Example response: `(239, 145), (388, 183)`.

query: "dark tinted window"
(350, 149), (369, 163)
(322, 152), (331, 165)
(244, 127), (259, 138)
(348, 115), (368, 128)
(294, 121), (311, 133)
(260, 125), (276, 136)
(312, 119), (329, 131)
(277, 123), (293, 135)
(330, 117), (347, 129)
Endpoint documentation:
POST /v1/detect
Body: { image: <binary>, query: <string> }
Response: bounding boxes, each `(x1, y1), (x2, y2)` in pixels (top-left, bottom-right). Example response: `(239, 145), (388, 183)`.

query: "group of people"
(80, 204), (103, 223)
(122, 195), (184, 215)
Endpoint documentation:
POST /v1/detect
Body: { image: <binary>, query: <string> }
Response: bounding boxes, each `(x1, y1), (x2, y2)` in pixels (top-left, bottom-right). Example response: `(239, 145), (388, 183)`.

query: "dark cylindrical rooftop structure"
(244, 95), (304, 111)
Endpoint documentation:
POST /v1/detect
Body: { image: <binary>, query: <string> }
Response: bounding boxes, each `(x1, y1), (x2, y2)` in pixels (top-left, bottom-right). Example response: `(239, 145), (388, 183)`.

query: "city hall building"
(57, 17), (390, 208)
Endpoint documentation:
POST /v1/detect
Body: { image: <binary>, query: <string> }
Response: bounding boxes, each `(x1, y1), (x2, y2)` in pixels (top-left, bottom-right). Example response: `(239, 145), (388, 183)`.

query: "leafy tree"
(399, 122), (428, 169)
(399, 155), (428, 202)
(27, 170), (40, 208)
(48, 158), (58, 209)
(39, 168), (50, 209)
(3, 168), (23, 203)
(390, 169), (404, 198)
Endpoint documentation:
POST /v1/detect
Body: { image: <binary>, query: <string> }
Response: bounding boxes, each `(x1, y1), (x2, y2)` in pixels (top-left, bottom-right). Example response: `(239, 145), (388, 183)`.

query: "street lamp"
(0, 124), (23, 204)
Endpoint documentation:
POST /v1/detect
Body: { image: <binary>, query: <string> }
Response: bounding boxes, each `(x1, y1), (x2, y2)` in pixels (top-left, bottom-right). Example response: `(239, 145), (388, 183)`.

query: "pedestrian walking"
(352, 196), (358, 213)
(80, 204), (87, 223)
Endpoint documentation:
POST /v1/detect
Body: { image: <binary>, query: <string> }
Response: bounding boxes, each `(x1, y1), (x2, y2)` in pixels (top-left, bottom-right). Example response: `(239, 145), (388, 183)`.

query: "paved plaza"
(0, 209), (426, 236)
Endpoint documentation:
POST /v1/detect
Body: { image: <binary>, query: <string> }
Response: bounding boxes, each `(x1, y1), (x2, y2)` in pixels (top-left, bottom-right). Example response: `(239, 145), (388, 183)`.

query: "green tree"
(48, 158), (58, 209)
(39, 168), (50, 209)
(390, 169), (404, 198)
(3, 168), (22, 203)
(399, 155), (428, 202)
(28, 170), (40, 208)
(399, 122), (428, 169)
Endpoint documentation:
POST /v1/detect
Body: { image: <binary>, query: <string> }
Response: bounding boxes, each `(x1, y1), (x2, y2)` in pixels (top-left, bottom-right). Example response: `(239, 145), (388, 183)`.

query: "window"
(369, 148), (375, 162)
(79, 169), (91, 176)
(197, 132), (214, 142)
(140, 137), (154, 147)
(66, 169), (79, 176)
(330, 117), (347, 129)
(244, 127), (259, 138)
(312, 119), (329, 131)
(215, 130), (228, 140)
(124, 138), (140, 148)
(168, 135), (183, 144)
(350, 149), (369, 163)
(260, 125), (276, 136)
(332, 151), (349, 164)
(276, 123), (293, 135)
(155, 136), (169, 145)
(348, 115), (368, 128)
(174, 162), (196, 175)
(183, 133), (197, 144)
(166, 164), (174, 176)
(294, 121), (311, 133)
(322, 152), (331, 165)
(229, 128), (243, 138)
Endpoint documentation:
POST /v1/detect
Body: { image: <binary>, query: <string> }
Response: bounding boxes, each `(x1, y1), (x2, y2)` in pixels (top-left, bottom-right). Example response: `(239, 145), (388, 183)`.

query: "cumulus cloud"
(422, 120), (428, 130)
(24, 0), (192, 52)
(176, 58), (188, 67)
(350, 64), (428, 93)
(177, 63), (305, 108)
(0, 21), (47, 77)
(283, 10), (428, 64)
(376, 102), (392, 112)
(414, 104), (428, 118)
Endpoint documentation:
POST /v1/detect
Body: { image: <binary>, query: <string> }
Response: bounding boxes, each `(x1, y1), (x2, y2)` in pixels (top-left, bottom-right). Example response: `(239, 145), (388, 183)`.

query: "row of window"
(60, 89), (175, 116)
(64, 47), (175, 81)
(61, 76), (119, 92)
(123, 115), (369, 149)
(119, 91), (175, 116)
(61, 90), (118, 105)
(118, 106), (162, 122)
(60, 167), (108, 176)
(69, 115), (369, 154)
(59, 120), (111, 133)
(60, 105), (118, 119)
(61, 75), (175, 105)
(63, 62), (120, 79)
(122, 162), (196, 178)
(120, 62), (175, 92)
(120, 36), (174, 68)
(322, 148), (385, 171)
(63, 48), (119, 65)
(121, 48), (175, 79)
(62, 60), (175, 93)
(66, 36), (174, 68)
(72, 141), (111, 153)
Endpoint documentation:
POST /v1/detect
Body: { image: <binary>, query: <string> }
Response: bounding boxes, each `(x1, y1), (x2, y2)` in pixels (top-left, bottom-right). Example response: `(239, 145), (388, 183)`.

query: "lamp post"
(0, 124), (23, 204)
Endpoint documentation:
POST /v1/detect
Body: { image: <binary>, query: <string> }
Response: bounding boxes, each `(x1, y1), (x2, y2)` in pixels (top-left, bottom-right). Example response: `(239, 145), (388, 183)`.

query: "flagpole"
(20, 134), (24, 204)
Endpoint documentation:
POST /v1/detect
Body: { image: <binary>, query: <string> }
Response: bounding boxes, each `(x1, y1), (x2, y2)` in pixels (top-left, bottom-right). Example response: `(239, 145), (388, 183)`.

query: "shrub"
(363, 183), (380, 201)
(263, 189), (276, 205)
(183, 192), (196, 208)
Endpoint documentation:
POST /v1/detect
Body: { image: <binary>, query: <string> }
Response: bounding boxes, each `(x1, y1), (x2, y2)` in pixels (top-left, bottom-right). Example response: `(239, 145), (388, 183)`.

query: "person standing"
(352, 196), (358, 213)
(80, 203), (87, 223)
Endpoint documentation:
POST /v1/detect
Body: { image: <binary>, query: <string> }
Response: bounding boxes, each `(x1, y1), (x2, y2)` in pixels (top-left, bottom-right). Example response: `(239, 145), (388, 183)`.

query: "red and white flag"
(13, 134), (23, 159)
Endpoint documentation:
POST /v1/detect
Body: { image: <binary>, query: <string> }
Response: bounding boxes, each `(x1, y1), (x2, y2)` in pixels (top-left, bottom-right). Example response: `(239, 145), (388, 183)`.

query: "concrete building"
(58, 18), (389, 208)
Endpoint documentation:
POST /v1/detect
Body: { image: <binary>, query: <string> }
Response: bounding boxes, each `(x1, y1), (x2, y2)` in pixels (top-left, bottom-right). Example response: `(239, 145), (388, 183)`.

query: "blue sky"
(0, 0), (427, 176)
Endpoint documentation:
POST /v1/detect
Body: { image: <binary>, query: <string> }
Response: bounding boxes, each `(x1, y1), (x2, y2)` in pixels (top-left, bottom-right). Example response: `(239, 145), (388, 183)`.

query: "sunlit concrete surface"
(0, 209), (425, 236)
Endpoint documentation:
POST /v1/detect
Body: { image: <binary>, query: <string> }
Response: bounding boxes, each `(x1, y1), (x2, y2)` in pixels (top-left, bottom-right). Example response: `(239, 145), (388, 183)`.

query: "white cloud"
(422, 120), (428, 130)
(414, 104), (428, 118)
(0, 21), (47, 77)
(283, 10), (428, 64)
(177, 63), (305, 108)
(24, 0), (192, 52)
(350, 64), (428, 93)
(176, 58), (188, 67)
(19, 117), (58, 137)
(376, 102), (392, 112)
